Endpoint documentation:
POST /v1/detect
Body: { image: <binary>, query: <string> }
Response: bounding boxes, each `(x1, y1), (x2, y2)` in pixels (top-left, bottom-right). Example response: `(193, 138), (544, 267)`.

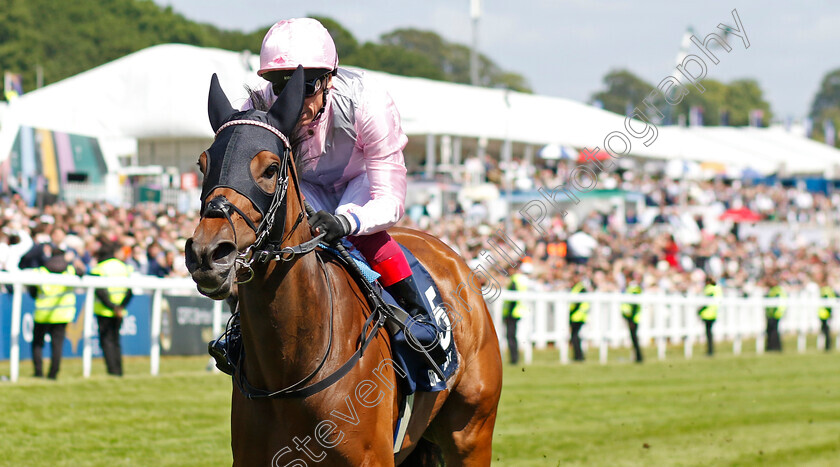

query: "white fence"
(0, 272), (223, 383)
(491, 290), (840, 364)
(4, 271), (838, 384)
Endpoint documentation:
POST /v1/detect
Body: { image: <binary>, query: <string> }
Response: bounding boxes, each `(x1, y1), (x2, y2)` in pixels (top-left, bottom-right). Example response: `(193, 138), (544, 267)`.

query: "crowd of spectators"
(3, 160), (839, 298)
(0, 194), (195, 278)
(404, 160), (840, 297)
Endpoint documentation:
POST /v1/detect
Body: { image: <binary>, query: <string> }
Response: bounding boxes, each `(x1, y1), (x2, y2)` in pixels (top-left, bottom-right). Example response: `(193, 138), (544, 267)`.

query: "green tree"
(0, 0), (40, 92)
(378, 28), (531, 92)
(809, 69), (840, 145)
(810, 68), (840, 120)
(668, 78), (771, 127)
(0, 0), (266, 95)
(0, 4), (530, 100)
(591, 70), (658, 116)
(347, 42), (444, 80)
(311, 15), (358, 61)
(723, 79), (772, 126)
(674, 79), (729, 126)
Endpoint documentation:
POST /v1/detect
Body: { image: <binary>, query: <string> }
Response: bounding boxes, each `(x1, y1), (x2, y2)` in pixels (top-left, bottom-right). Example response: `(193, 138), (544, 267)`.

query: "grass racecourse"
(1, 336), (839, 466)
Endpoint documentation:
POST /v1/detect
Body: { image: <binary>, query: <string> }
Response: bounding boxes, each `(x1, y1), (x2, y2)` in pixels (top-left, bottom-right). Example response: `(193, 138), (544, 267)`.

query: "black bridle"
(201, 118), (386, 399)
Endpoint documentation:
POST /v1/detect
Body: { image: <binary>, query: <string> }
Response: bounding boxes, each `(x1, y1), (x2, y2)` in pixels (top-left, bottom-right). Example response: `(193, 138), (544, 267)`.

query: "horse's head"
(185, 67), (305, 299)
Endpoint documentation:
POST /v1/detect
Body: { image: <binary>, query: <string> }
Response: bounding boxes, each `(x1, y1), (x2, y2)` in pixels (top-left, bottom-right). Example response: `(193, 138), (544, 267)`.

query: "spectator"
(621, 272), (644, 363)
(569, 274), (590, 362)
(91, 240), (134, 376)
(698, 276), (721, 356)
(765, 275), (787, 352)
(501, 262), (532, 365)
(29, 254), (78, 379)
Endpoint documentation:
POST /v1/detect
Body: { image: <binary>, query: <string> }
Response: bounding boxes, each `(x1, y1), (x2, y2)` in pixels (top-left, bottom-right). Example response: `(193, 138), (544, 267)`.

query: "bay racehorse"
(185, 67), (503, 466)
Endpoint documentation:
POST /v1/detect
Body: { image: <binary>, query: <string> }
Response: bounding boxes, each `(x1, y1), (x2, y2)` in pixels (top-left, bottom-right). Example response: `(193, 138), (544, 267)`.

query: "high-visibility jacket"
(569, 282), (589, 323)
(91, 258), (133, 317)
(766, 286), (787, 319)
(698, 284), (721, 321)
(34, 266), (77, 324)
(621, 285), (642, 323)
(819, 286), (835, 320)
(502, 273), (527, 319)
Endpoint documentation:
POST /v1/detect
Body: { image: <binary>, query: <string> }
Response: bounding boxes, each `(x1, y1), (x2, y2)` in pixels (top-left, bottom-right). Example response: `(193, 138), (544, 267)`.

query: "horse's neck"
(239, 177), (331, 388)
(239, 246), (329, 389)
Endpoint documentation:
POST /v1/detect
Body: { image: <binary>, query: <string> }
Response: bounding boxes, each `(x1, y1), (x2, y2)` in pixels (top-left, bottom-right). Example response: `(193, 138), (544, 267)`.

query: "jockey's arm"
(338, 80), (409, 236)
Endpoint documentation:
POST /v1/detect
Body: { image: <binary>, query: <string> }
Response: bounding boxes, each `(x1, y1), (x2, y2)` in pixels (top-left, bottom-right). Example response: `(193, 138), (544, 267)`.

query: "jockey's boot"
(385, 274), (447, 367)
(208, 314), (241, 376)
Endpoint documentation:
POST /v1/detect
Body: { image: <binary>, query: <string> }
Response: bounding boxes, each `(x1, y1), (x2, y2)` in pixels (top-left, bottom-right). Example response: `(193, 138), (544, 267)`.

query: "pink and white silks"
(243, 67), (412, 284)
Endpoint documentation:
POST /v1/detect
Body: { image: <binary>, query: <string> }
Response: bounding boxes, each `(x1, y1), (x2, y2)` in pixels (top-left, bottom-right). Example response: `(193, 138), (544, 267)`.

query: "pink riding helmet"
(258, 18), (339, 76)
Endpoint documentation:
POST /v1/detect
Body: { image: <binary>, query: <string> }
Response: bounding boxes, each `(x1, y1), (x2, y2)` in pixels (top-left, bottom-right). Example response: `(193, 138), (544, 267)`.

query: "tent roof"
(1, 43), (839, 175)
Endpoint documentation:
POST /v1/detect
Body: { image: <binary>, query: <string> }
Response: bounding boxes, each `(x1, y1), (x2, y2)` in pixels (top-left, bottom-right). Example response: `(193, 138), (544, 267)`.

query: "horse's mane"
(245, 85), (271, 112)
(245, 85), (307, 163)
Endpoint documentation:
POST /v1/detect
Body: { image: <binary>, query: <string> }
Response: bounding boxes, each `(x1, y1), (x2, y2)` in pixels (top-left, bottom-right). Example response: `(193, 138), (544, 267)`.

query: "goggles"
(271, 71), (330, 97)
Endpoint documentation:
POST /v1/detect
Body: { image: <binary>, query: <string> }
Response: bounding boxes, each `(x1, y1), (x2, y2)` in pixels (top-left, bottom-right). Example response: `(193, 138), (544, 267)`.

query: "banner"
(160, 295), (232, 356)
(0, 293), (151, 361)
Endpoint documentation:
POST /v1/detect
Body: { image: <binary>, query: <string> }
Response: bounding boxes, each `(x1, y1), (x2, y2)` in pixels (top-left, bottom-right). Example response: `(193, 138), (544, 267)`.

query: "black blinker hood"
(199, 111), (288, 217)
(201, 68), (305, 219)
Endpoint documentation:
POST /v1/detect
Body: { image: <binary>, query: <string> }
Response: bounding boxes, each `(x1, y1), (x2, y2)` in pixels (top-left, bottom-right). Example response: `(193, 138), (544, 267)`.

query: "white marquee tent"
(1, 43), (839, 177)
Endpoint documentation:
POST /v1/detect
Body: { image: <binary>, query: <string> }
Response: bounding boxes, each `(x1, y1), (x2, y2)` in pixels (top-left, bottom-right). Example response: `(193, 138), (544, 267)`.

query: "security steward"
(501, 262), (532, 365)
(621, 276), (643, 363)
(819, 284), (834, 351)
(29, 254), (77, 379)
(91, 240), (133, 376)
(765, 277), (786, 352)
(698, 276), (721, 356)
(569, 277), (590, 362)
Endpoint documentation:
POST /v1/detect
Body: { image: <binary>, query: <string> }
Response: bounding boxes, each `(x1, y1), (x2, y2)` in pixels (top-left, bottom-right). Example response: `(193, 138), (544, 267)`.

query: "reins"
(207, 118), (389, 399)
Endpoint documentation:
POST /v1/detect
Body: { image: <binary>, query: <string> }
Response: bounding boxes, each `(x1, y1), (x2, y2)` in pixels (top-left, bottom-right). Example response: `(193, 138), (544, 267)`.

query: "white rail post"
(10, 283), (22, 383)
(684, 300), (693, 359)
(150, 288), (163, 376)
(656, 296), (666, 361)
(522, 297), (533, 365)
(82, 287), (95, 378)
(557, 295), (569, 364)
(534, 298), (548, 350)
(556, 297), (569, 364)
(733, 297), (742, 355)
(598, 298), (608, 365)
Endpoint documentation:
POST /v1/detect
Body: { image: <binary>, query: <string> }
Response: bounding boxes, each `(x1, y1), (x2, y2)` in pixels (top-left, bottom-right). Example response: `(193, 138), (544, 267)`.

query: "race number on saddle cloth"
(327, 240), (460, 394)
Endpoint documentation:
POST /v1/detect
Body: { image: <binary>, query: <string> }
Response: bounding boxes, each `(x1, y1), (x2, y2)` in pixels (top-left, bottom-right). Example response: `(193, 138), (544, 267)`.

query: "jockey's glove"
(308, 210), (351, 244)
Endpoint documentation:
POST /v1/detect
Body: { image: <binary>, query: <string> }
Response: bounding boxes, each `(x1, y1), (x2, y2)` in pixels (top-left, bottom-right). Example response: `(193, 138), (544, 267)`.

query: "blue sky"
(153, 0), (840, 120)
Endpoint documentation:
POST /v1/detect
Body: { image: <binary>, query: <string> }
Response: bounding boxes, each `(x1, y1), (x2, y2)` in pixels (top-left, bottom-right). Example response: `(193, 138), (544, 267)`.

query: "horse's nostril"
(212, 242), (237, 263)
(184, 239), (198, 268)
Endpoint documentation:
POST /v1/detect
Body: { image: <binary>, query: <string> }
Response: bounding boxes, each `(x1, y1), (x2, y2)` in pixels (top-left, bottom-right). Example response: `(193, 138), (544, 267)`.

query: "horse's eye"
(263, 164), (279, 179)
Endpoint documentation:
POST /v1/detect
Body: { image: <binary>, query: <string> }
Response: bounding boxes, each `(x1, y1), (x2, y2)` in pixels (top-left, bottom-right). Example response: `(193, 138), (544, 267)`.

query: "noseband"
(200, 117), (397, 400)
(202, 119), (324, 284)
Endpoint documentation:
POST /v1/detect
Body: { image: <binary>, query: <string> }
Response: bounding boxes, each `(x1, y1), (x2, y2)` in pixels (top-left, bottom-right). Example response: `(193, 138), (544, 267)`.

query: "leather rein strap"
(211, 118), (387, 399)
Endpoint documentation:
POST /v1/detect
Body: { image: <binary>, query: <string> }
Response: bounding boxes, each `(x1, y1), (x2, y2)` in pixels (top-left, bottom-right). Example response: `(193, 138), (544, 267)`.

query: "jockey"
(210, 18), (444, 374)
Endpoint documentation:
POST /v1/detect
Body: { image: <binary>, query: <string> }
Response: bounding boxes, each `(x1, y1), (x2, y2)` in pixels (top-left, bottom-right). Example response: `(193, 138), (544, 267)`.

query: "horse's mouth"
(192, 268), (235, 300)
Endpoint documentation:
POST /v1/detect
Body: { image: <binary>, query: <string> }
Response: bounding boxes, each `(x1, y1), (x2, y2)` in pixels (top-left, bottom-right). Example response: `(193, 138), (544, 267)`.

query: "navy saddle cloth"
(324, 241), (459, 394)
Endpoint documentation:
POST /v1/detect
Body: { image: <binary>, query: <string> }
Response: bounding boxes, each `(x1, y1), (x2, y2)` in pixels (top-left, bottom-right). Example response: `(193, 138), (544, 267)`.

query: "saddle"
(321, 240), (458, 394)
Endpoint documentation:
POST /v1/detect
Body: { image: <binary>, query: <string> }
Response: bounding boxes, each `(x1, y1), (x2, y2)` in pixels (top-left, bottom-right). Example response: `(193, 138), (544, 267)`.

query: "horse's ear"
(208, 73), (236, 133)
(267, 65), (305, 137)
